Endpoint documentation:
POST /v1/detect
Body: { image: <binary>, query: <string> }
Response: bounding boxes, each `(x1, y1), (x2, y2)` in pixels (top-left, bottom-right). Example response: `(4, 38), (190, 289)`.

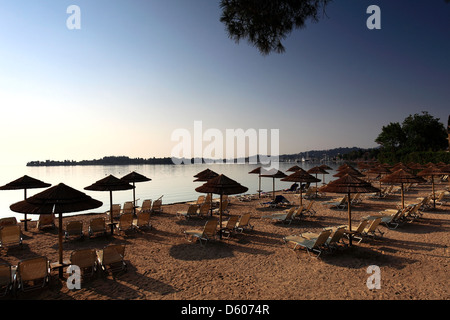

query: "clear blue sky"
(1, 0), (449, 165)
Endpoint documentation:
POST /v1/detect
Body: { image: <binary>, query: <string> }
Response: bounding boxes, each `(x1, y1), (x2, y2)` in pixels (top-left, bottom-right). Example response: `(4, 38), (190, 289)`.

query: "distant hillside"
(26, 147), (369, 166)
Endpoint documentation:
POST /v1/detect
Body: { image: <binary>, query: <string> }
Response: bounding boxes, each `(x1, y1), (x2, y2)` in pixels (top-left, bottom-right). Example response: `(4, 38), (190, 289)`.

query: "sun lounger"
(220, 215), (240, 239)
(108, 204), (121, 220)
(184, 219), (218, 245)
(64, 220), (84, 240)
(117, 213), (134, 233)
(0, 262), (14, 297)
(361, 217), (384, 239)
(0, 217), (17, 228)
(177, 204), (201, 220)
(134, 212), (151, 230)
(302, 201), (317, 216)
(152, 199), (163, 213)
(139, 199), (152, 213)
(97, 244), (127, 275)
(324, 195), (348, 210)
(37, 214), (56, 230)
(15, 256), (50, 292)
(235, 213), (254, 233)
(68, 248), (98, 278)
(122, 201), (134, 214)
(0, 225), (23, 249)
(212, 199), (230, 215)
(283, 229), (332, 258)
(88, 217), (106, 238)
(262, 207), (296, 225)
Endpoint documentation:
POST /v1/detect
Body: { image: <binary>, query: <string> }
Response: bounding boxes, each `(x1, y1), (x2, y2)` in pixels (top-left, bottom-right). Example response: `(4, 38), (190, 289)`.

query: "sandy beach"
(0, 181), (448, 302)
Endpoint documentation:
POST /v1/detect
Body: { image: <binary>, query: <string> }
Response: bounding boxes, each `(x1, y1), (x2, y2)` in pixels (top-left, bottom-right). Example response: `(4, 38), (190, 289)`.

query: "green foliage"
(375, 111), (449, 164)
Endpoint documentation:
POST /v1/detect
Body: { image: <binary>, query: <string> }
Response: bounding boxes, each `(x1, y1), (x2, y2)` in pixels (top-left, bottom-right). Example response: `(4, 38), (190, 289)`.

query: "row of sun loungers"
(0, 244), (127, 296)
(261, 201), (317, 225)
(184, 213), (254, 245)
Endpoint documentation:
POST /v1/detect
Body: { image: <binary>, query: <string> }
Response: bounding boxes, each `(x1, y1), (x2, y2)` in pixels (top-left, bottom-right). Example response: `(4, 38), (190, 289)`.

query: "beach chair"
(235, 213), (254, 233)
(68, 248), (98, 279)
(151, 199), (163, 213)
(324, 195), (348, 210)
(283, 229), (332, 258)
(303, 187), (316, 199)
(107, 204), (121, 220)
(0, 262), (14, 297)
(220, 215), (240, 239)
(184, 219), (218, 245)
(134, 212), (151, 230)
(213, 199), (230, 215)
(292, 205), (305, 221)
(88, 217), (106, 238)
(117, 213), (134, 233)
(37, 214), (56, 230)
(97, 244), (127, 275)
(15, 256), (50, 293)
(351, 193), (363, 205)
(122, 201), (134, 214)
(139, 199), (152, 213)
(176, 204), (200, 220)
(262, 207), (296, 225)
(0, 225), (23, 249)
(64, 220), (84, 240)
(303, 201), (317, 216)
(361, 217), (384, 239)
(0, 217), (17, 228)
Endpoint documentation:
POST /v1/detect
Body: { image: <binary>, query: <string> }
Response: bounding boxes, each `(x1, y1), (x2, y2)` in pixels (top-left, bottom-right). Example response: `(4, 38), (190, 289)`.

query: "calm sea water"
(0, 162), (339, 221)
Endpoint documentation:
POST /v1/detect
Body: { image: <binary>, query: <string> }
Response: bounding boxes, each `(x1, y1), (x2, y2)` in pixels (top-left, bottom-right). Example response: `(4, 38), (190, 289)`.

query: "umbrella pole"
(432, 176), (436, 209)
(58, 212), (64, 279)
(133, 182), (136, 216)
(401, 182), (405, 209)
(348, 192), (353, 247)
(23, 189), (28, 231)
(258, 175), (261, 198)
(272, 178), (275, 200)
(219, 193), (223, 240)
(109, 190), (114, 235)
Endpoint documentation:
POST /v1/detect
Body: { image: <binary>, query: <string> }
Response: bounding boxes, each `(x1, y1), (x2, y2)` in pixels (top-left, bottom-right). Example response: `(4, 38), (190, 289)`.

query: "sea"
(0, 162), (340, 221)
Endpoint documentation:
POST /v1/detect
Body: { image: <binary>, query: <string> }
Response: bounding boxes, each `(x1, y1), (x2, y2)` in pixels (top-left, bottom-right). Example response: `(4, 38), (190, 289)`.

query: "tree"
(219, 0), (331, 55)
(375, 111), (448, 163)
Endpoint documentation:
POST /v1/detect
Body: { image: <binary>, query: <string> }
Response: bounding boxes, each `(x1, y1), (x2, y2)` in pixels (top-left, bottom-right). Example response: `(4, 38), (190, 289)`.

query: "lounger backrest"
(199, 203), (210, 215)
(0, 217), (17, 227)
(70, 249), (97, 269)
(294, 206), (304, 217)
(285, 208), (295, 220)
(197, 195), (205, 205)
(39, 214), (54, 225)
(225, 216), (239, 229)
(188, 204), (198, 214)
(0, 225), (21, 243)
(102, 245), (125, 265)
(66, 221), (83, 233)
(18, 257), (48, 281)
(354, 220), (369, 233)
(119, 213), (133, 228)
(136, 212), (150, 226)
(366, 217), (382, 232)
(0, 263), (11, 286)
(152, 199), (162, 210)
(329, 226), (345, 243)
(141, 200), (152, 212)
(238, 213), (251, 226)
(314, 229), (332, 247)
(203, 220), (218, 238)
(122, 202), (133, 214)
(90, 218), (105, 232)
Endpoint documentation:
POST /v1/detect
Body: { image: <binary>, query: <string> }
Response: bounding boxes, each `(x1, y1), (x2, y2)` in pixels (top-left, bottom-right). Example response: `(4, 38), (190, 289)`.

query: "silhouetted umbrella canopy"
(319, 174), (379, 245)
(287, 165), (301, 172)
(417, 165), (444, 209)
(319, 164), (333, 170)
(195, 174), (248, 239)
(333, 166), (364, 178)
(85, 175), (135, 234)
(307, 166), (328, 197)
(260, 169), (287, 199)
(281, 170), (320, 205)
(380, 169), (425, 208)
(194, 168), (219, 179)
(0, 175), (51, 231)
(120, 171), (151, 214)
(10, 183), (102, 278)
(391, 162), (411, 172)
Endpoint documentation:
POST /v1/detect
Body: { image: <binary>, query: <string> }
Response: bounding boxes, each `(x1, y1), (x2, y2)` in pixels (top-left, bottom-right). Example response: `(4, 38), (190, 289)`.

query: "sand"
(0, 182), (448, 303)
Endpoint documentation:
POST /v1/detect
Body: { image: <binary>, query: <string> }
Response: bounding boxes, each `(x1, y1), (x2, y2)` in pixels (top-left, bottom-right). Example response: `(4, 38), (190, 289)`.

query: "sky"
(0, 0), (449, 166)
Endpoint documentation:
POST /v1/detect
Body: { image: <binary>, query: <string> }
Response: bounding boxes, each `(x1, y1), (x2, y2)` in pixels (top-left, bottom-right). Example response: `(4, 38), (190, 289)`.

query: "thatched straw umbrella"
(287, 165), (301, 172)
(281, 170), (320, 206)
(10, 183), (102, 278)
(260, 169), (287, 200)
(195, 174), (247, 239)
(333, 166), (365, 178)
(0, 175), (51, 231)
(85, 175), (135, 235)
(417, 165), (444, 209)
(307, 166), (328, 197)
(380, 169), (425, 209)
(120, 171), (151, 215)
(194, 169), (219, 215)
(365, 165), (391, 197)
(319, 174), (379, 246)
